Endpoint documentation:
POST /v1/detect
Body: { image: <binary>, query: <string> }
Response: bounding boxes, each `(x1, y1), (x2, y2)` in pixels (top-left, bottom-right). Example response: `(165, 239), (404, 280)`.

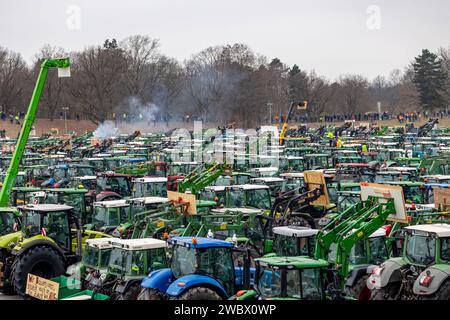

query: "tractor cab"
(279, 156), (305, 172)
(244, 256), (328, 300)
(140, 236), (250, 300)
(279, 172), (304, 192)
(67, 237), (113, 283)
(131, 177), (167, 198)
(271, 226), (318, 257)
(18, 204), (76, 254)
(41, 188), (91, 224)
(107, 238), (168, 299)
(368, 224), (450, 300)
(249, 167), (279, 178)
(11, 186), (41, 206)
(70, 176), (97, 190)
(334, 163), (375, 183)
(0, 207), (21, 236)
(23, 164), (51, 187)
(304, 154), (332, 170)
(250, 177), (285, 198)
(90, 200), (129, 234)
(94, 173), (132, 201)
(375, 171), (413, 183)
(201, 185), (272, 210)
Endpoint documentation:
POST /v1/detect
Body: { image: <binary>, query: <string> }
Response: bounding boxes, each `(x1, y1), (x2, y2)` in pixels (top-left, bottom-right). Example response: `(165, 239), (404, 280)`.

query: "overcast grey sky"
(1, 0), (449, 80)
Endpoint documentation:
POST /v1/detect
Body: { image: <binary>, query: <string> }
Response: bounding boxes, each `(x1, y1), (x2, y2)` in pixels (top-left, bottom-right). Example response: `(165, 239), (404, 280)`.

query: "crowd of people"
(271, 109), (450, 124)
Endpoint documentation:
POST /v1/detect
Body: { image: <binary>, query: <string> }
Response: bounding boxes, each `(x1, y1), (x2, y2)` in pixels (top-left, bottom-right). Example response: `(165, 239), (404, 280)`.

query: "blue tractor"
(138, 236), (253, 300)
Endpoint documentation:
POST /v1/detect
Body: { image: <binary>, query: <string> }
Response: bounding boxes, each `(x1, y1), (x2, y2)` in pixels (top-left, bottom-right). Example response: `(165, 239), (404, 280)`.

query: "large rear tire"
(178, 287), (222, 300)
(12, 246), (65, 297)
(345, 275), (371, 300)
(370, 283), (400, 300)
(115, 283), (142, 300)
(137, 288), (163, 300)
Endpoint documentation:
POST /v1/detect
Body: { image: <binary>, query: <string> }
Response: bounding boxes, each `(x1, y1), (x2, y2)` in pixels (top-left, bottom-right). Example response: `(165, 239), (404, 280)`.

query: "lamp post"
(62, 107), (69, 134)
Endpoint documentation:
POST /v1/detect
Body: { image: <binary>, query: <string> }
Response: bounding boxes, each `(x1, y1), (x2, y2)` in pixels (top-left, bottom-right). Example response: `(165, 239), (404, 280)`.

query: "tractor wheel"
(419, 280), (450, 300)
(345, 275), (371, 300)
(137, 288), (163, 300)
(178, 287), (222, 300)
(116, 283), (142, 300)
(12, 246), (65, 296)
(370, 283), (400, 300)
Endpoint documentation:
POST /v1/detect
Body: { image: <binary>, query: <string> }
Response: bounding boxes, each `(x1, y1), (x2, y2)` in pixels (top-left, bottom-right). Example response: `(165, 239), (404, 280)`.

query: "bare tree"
(68, 39), (127, 124)
(0, 47), (28, 116)
(32, 45), (68, 120)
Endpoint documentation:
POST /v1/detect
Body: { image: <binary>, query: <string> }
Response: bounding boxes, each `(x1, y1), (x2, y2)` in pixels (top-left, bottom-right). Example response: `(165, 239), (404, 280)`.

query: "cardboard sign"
(360, 183), (408, 223)
(303, 171), (330, 206)
(26, 274), (59, 300)
(433, 187), (450, 211)
(168, 191), (197, 215)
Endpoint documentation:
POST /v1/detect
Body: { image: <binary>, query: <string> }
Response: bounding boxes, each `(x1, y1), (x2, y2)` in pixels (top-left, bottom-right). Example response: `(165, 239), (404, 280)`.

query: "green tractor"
(0, 203), (108, 296)
(89, 238), (168, 300)
(367, 223), (450, 300)
(66, 237), (113, 288)
(232, 255), (330, 300)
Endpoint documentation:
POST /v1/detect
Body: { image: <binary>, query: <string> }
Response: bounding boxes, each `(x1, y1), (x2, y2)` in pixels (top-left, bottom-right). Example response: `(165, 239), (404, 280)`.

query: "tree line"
(0, 35), (448, 127)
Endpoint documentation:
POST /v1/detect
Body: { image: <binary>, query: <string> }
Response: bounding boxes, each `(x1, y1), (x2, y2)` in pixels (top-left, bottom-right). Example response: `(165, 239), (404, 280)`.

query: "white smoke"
(93, 121), (119, 138)
(126, 96), (160, 122)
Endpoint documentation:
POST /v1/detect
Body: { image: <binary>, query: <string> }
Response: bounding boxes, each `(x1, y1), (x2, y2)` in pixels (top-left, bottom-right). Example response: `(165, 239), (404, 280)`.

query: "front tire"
(12, 246), (65, 297)
(178, 287), (222, 300)
(345, 275), (371, 300)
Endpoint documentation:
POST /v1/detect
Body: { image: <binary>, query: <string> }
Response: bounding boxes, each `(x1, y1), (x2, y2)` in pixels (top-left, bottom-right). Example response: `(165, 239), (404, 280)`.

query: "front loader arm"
(0, 58), (70, 207)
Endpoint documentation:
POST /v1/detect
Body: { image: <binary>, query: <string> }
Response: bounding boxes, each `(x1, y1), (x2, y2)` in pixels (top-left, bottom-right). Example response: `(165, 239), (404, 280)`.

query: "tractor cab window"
(198, 247), (234, 294)
(258, 266), (282, 299)
(83, 246), (100, 267)
(440, 238), (450, 262)
(171, 245), (196, 278)
(44, 211), (70, 249)
(301, 268), (323, 300)
(406, 234), (436, 265)
(348, 240), (367, 265)
(369, 236), (388, 264)
(149, 248), (166, 271)
(130, 250), (147, 276)
(228, 189), (245, 208)
(0, 213), (16, 234)
(23, 211), (43, 238)
(246, 189), (271, 210)
(54, 168), (67, 181)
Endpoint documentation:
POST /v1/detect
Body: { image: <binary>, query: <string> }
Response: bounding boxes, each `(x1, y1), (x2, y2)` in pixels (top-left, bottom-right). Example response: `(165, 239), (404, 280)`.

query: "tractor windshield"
(197, 247), (234, 294)
(0, 212), (16, 235)
(441, 238), (450, 262)
(258, 266), (282, 299)
(369, 236), (388, 264)
(406, 234), (436, 265)
(133, 182), (167, 198)
(23, 211), (43, 238)
(83, 246), (101, 267)
(171, 245), (196, 278)
(348, 240), (368, 265)
(92, 206), (127, 227)
(245, 189), (271, 210)
(273, 235), (315, 257)
(96, 176), (130, 197)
